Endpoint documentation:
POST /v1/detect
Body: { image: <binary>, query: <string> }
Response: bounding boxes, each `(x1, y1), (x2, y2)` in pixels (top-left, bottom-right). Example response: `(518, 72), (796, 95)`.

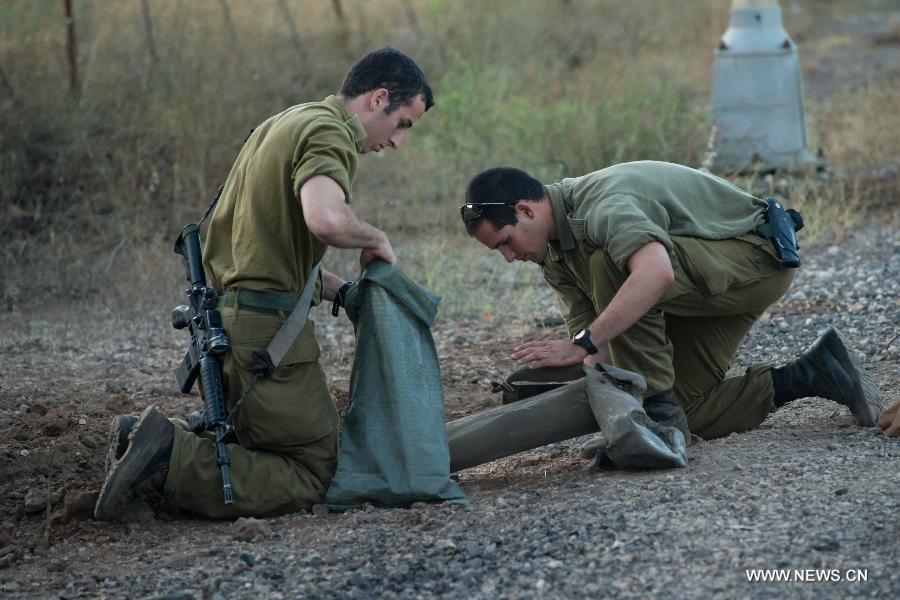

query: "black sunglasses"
(459, 202), (513, 222)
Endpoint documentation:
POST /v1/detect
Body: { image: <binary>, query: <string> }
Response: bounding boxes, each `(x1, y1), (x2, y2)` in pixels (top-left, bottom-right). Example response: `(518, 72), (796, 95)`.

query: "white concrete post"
(710, 0), (823, 171)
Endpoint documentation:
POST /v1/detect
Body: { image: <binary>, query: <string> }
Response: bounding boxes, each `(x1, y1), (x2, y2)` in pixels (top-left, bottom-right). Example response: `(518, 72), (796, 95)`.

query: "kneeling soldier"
(95, 48), (434, 520)
(460, 161), (884, 440)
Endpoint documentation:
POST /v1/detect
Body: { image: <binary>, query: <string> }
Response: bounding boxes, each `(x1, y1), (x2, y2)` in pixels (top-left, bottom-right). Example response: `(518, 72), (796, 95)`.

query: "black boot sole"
(808, 328), (884, 427)
(94, 406), (172, 521)
(104, 414), (139, 474)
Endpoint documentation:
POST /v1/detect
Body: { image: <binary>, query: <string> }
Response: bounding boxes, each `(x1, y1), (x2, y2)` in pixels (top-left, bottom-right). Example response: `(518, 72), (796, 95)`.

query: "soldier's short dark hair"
(339, 47), (434, 113)
(462, 167), (545, 235)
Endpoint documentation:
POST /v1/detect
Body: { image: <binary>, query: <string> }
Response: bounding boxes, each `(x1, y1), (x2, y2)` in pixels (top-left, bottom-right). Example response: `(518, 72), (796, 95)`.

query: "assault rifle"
(171, 223), (235, 505)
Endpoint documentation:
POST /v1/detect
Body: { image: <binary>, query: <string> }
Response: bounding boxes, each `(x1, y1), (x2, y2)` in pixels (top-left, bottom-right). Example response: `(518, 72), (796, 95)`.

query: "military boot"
(104, 415), (139, 473)
(643, 389), (691, 445)
(772, 327), (885, 426)
(94, 405), (174, 521)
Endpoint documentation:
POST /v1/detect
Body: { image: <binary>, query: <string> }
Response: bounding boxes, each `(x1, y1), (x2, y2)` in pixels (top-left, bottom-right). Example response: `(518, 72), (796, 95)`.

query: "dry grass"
(0, 0), (897, 317)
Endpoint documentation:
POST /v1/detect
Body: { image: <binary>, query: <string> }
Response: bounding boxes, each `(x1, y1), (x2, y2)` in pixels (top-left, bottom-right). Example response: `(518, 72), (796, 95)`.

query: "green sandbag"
(325, 260), (466, 510)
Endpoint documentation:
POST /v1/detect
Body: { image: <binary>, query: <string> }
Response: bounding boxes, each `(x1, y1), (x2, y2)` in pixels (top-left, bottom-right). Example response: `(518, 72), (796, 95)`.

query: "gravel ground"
(1, 220), (898, 599)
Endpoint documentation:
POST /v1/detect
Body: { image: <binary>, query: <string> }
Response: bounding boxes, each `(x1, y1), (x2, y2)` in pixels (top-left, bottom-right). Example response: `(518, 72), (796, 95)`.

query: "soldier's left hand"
(511, 339), (586, 369)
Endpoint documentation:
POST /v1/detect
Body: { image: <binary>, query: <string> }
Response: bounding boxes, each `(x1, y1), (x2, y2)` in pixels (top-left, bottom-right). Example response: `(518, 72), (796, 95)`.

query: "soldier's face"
(472, 204), (550, 265)
(359, 90), (427, 153)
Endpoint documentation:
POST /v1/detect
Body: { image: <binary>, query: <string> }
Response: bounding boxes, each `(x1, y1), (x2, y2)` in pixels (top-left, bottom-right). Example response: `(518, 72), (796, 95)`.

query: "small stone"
(32, 539), (50, 555)
(63, 490), (99, 523)
(410, 502), (428, 510)
(812, 539), (841, 552)
(46, 560), (67, 573)
(233, 517), (271, 542)
(38, 413), (71, 437)
(434, 539), (457, 551)
(733, 462), (744, 471)
(239, 552), (256, 567)
(311, 504), (329, 517)
(24, 487), (62, 514)
(497, 495), (520, 507)
(104, 395), (135, 414)
(27, 404), (48, 416)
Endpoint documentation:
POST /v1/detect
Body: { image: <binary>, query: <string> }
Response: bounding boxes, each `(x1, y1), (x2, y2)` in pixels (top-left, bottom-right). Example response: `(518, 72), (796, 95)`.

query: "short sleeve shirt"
(540, 161), (768, 333)
(203, 96), (366, 299)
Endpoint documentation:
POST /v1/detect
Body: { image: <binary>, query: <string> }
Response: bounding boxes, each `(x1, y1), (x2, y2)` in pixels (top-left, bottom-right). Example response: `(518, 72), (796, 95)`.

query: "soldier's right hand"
(360, 236), (396, 270)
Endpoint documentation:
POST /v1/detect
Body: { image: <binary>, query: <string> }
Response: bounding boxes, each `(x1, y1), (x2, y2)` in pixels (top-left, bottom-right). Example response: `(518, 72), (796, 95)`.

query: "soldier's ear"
(515, 201), (535, 220)
(370, 88), (390, 111)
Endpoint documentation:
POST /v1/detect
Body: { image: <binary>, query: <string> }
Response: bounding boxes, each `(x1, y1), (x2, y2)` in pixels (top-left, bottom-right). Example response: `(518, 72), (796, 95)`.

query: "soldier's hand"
(359, 237), (396, 270)
(877, 399), (900, 437)
(511, 339), (587, 369)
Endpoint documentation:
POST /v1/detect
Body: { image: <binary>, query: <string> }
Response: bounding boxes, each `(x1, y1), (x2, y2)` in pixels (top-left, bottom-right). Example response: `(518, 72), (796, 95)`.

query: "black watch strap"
(331, 281), (354, 317)
(572, 328), (599, 355)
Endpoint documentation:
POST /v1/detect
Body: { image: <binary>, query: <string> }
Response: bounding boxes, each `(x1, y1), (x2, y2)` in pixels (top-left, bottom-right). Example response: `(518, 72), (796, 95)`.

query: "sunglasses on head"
(459, 202), (513, 222)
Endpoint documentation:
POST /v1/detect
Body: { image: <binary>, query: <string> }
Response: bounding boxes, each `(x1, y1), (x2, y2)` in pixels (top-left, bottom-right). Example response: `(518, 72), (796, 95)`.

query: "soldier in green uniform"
(460, 161), (884, 440)
(95, 48), (433, 520)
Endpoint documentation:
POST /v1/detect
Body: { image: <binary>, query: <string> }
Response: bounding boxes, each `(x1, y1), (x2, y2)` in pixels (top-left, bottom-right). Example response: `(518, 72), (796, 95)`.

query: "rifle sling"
(257, 262), (321, 375)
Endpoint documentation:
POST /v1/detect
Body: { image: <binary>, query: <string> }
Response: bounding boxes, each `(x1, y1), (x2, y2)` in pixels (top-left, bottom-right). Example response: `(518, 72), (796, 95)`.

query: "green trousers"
(591, 235), (795, 439)
(164, 305), (339, 518)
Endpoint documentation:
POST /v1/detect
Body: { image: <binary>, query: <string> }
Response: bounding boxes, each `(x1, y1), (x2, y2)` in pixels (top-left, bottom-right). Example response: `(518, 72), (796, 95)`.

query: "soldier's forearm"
(300, 175), (389, 252)
(587, 242), (673, 349)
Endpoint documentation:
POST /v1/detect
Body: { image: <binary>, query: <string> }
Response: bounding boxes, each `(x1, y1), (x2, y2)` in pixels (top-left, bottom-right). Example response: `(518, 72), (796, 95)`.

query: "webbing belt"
(216, 289), (300, 313)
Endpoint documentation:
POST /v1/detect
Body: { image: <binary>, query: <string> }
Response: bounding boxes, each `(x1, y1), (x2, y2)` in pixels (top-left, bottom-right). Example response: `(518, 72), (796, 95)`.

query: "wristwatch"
(572, 328), (599, 355)
(331, 281), (355, 317)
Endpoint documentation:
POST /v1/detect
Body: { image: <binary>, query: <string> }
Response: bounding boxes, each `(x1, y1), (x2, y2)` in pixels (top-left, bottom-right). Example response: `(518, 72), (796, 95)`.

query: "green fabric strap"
(216, 289), (300, 313)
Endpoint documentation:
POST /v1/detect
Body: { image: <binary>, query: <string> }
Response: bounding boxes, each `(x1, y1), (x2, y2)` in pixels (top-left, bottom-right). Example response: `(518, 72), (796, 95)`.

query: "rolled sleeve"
(291, 120), (356, 204)
(583, 194), (675, 271)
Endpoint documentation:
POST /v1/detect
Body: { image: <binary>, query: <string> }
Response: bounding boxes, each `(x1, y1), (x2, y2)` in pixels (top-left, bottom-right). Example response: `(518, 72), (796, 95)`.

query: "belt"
(216, 289), (300, 314)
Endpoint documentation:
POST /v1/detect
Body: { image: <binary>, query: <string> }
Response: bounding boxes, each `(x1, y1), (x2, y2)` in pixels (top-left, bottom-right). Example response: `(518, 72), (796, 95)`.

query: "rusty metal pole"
(63, 0), (78, 95)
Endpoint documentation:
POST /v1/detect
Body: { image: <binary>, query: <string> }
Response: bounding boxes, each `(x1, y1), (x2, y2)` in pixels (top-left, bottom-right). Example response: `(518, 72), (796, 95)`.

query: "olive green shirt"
(540, 161), (768, 334)
(203, 95), (366, 298)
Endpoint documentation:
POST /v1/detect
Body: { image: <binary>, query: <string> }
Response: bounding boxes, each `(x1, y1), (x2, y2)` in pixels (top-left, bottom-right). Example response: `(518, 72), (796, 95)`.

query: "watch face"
(574, 329), (587, 341)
